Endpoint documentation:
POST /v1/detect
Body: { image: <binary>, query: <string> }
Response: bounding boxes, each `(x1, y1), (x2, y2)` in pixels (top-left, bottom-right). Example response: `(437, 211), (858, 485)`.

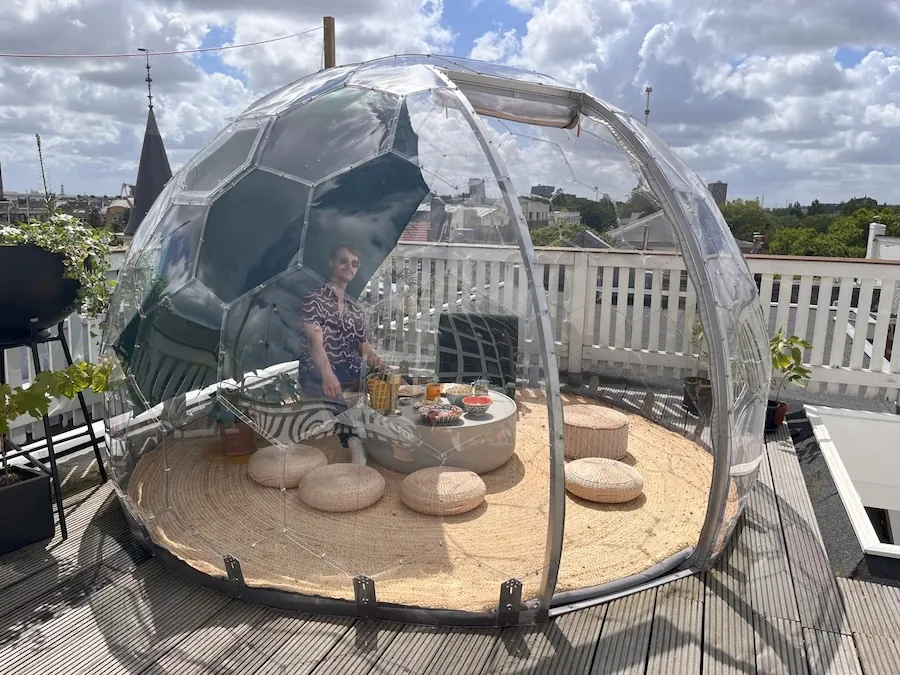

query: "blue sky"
(443, 0), (528, 55)
(192, 24), (248, 83)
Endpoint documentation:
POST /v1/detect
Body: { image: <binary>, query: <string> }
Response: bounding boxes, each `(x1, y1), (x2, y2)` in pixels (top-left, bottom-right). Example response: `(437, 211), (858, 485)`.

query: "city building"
(708, 181), (728, 205)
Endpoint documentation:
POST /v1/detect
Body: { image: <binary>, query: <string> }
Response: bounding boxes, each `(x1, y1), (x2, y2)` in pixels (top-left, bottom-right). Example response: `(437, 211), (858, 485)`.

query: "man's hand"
(322, 371), (342, 398)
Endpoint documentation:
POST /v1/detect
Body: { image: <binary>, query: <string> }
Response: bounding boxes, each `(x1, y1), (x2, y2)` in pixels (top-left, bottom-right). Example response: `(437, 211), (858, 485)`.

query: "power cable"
(0, 25), (321, 59)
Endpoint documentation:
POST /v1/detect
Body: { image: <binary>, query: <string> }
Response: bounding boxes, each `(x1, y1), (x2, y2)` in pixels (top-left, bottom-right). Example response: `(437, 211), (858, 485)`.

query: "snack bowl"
(418, 403), (463, 426)
(442, 384), (473, 406)
(461, 395), (492, 416)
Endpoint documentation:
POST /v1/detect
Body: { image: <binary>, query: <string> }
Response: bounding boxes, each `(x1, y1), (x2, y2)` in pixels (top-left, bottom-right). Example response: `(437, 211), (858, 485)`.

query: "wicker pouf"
(564, 405), (629, 460)
(565, 457), (644, 504)
(400, 467), (487, 516)
(298, 464), (385, 513)
(247, 444), (328, 489)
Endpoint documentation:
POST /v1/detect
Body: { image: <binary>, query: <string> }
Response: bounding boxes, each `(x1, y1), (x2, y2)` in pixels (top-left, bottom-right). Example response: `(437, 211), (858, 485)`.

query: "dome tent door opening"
(101, 54), (770, 627)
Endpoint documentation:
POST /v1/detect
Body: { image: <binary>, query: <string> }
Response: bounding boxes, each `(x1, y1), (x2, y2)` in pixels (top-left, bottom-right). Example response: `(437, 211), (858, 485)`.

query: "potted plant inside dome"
(682, 320), (713, 416)
(766, 330), (811, 432)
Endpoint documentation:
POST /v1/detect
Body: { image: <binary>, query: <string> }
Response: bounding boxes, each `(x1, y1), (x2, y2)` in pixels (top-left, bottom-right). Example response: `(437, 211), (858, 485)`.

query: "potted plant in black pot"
(0, 209), (116, 554)
(683, 320), (713, 416)
(0, 213), (113, 340)
(766, 329), (812, 432)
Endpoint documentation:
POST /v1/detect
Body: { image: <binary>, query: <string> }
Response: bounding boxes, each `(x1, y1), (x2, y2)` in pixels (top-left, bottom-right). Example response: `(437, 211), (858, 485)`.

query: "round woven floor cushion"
(563, 405), (629, 460)
(565, 457), (643, 504)
(247, 444), (328, 489)
(298, 464), (385, 513)
(400, 467), (486, 516)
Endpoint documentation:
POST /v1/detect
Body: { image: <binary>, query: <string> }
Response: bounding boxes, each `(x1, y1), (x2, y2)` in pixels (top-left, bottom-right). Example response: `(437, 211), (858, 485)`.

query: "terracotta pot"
(765, 400), (788, 432)
(218, 421), (257, 456)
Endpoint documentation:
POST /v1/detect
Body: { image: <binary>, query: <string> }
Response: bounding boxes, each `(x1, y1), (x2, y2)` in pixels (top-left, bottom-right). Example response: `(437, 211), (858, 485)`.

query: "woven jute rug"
(126, 390), (731, 612)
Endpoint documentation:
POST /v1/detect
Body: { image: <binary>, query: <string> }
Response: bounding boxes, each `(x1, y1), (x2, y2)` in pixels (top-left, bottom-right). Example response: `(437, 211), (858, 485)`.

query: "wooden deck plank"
(359, 623), (453, 675)
(483, 604), (605, 674)
(852, 634), (900, 675)
(836, 578), (900, 639)
(0, 483), (121, 592)
(590, 588), (657, 675)
(765, 426), (849, 635)
(0, 562), (230, 675)
(139, 600), (272, 675)
(802, 628), (864, 675)
(703, 530), (757, 675)
(213, 613), (352, 675)
(645, 575), (704, 675)
(753, 617), (808, 675)
(745, 448), (802, 623)
(422, 627), (502, 675)
(243, 614), (354, 675)
(309, 620), (405, 675)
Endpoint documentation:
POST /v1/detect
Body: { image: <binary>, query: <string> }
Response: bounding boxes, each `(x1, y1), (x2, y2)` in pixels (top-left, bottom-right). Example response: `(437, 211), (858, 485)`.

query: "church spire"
(125, 49), (172, 239)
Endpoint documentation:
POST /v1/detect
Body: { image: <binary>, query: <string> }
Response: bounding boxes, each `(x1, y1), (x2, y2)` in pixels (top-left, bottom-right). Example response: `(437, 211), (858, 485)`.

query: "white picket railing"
(5, 245), (900, 442)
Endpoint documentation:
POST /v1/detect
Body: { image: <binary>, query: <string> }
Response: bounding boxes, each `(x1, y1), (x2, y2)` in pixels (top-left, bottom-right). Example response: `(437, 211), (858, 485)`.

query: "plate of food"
(418, 403), (463, 426)
(398, 384), (425, 398)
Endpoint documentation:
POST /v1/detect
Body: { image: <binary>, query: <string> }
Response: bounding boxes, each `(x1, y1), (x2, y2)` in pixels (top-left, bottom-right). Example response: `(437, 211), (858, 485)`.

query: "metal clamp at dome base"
(497, 579), (524, 627)
(354, 575), (376, 618)
(224, 555), (245, 584)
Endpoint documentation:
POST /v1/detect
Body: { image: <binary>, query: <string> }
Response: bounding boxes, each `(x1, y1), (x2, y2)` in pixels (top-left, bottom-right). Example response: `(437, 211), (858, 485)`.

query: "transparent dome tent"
(101, 54), (770, 626)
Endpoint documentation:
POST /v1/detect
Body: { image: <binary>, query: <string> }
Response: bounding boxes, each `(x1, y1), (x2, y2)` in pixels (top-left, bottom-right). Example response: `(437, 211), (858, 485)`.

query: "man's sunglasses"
(339, 257), (360, 269)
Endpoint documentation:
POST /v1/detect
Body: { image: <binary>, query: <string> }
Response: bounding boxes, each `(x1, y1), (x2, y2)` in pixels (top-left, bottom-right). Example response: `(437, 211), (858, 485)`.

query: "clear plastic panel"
(477, 109), (723, 582)
(241, 64), (357, 117)
(177, 118), (266, 195)
(258, 86), (401, 184)
(348, 62), (449, 96)
(195, 169), (310, 305)
(609, 111), (770, 555)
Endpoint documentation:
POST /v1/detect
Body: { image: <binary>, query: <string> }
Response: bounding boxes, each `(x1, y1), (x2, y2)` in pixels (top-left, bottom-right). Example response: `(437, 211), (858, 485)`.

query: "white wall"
(813, 407), (900, 512)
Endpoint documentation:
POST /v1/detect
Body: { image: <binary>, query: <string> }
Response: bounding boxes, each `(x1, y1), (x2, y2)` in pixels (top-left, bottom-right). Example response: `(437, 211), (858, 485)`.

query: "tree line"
(721, 196), (900, 258)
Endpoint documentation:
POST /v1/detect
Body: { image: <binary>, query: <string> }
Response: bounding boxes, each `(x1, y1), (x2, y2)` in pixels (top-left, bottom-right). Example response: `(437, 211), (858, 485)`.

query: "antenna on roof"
(644, 86), (653, 126)
(137, 47), (153, 110)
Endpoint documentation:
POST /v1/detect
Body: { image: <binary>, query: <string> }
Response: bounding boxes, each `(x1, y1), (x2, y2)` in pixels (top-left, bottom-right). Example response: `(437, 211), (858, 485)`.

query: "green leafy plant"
(689, 319), (709, 378)
(769, 330), (812, 402)
(0, 358), (117, 486)
(0, 213), (115, 319)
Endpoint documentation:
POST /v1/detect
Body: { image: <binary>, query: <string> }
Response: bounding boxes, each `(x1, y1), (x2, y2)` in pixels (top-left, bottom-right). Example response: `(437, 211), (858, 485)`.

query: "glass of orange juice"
(426, 382), (442, 401)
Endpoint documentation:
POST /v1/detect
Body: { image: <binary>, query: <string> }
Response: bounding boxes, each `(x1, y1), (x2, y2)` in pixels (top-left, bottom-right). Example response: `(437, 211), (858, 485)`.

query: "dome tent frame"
(108, 54), (766, 627)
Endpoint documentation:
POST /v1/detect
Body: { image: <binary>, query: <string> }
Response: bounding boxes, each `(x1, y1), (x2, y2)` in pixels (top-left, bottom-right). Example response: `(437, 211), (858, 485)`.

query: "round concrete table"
(365, 390), (517, 475)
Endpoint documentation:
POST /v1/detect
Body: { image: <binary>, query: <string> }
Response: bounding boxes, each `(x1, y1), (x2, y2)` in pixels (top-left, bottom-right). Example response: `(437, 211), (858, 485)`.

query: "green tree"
(580, 196), (618, 233)
(530, 223), (586, 246)
(807, 199), (825, 216)
(720, 199), (774, 241)
(840, 197), (878, 215)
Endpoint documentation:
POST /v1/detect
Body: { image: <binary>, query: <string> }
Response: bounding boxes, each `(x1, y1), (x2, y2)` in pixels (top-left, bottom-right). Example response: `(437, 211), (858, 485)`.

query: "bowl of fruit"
(418, 403), (463, 426)
(461, 395), (492, 416)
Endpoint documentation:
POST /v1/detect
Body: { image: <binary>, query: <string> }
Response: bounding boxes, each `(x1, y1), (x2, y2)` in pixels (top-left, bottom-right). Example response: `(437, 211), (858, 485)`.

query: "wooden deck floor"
(2, 411), (900, 673)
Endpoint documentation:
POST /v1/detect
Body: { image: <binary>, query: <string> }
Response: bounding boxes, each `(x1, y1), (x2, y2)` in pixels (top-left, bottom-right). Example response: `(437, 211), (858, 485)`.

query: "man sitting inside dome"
(298, 244), (389, 463)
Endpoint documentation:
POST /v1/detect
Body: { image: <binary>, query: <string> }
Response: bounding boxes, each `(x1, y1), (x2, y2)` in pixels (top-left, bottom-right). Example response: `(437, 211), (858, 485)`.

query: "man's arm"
(359, 340), (386, 372)
(303, 322), (332, 375)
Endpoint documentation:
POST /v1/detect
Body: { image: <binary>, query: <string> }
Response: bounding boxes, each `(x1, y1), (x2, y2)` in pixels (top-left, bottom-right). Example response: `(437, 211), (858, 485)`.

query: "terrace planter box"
(0, 466), (55, 555)
(0, 244), (80, 341)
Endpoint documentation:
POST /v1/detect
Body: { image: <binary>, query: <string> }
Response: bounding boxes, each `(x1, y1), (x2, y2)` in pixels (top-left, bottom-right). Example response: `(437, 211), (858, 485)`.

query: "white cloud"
(2, 0), (900, 206)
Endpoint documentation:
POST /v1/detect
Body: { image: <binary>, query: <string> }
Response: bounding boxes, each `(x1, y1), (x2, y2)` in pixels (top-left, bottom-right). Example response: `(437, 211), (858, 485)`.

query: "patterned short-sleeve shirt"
(298, 283), (366, 382)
